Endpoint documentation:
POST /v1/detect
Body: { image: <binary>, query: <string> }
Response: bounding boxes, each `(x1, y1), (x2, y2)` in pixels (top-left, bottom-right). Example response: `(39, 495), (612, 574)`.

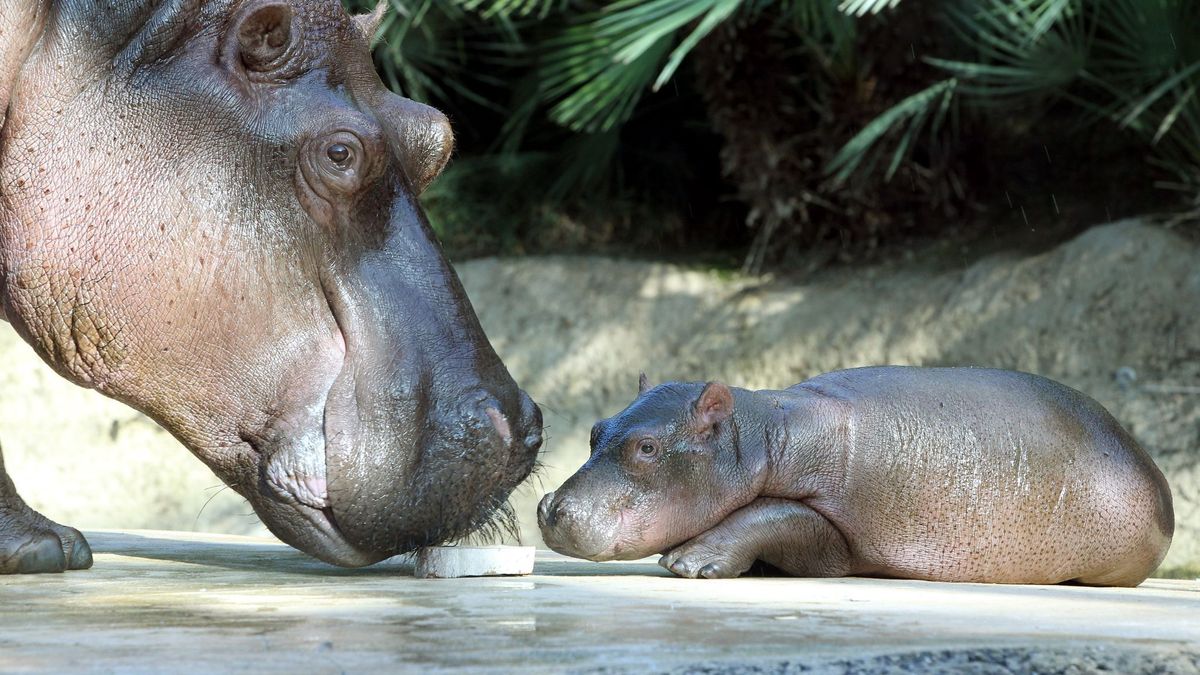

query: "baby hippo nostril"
(537, 491), (557, 528)
(484, 406), (512, 445)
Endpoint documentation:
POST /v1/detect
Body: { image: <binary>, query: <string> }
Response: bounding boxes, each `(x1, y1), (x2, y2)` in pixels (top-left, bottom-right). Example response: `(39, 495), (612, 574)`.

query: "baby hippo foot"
(660, 534), (757, 579)
(0, 505), (92, 574)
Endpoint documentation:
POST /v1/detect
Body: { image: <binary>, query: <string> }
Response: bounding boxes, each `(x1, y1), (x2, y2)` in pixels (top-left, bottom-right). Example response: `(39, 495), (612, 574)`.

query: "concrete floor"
(1, 531), (1198, 674)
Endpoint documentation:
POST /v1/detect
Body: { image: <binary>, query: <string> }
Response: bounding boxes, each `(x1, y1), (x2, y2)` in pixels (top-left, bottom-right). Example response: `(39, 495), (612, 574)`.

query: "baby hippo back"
(802, 367), (1173, 585)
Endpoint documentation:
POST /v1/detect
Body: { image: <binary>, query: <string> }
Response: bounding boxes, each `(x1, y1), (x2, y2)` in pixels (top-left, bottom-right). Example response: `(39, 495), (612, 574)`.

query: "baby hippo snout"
(537, 490), (618, 561)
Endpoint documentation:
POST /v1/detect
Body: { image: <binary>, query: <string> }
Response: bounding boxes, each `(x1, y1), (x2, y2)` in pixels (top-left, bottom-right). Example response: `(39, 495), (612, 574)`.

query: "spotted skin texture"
(0, 0), (543, 573)
(540, 367), (1173, 586)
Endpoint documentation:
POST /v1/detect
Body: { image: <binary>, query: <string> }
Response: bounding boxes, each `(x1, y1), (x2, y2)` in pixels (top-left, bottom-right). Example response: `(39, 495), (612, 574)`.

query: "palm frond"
(836, 0), (901, 17)
(537, 0), (749, 133)
(456, 0), (564, 20)
(1085, 0), (1200, 188)
(932, 0), (1088, 102)
(826, 78), (959, 185)
(343, 0), (524, 113)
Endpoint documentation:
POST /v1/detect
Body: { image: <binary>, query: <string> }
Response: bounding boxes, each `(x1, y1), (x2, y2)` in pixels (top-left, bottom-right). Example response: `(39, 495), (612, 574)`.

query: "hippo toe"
(2, 527), (68, 574)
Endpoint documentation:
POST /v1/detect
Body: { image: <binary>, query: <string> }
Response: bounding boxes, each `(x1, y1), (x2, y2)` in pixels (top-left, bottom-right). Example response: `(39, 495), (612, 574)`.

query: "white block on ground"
(414, 545), (536, 578)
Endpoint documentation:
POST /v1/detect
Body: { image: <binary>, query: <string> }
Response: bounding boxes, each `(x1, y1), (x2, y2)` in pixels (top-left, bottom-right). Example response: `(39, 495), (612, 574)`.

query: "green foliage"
(826, 78), (959, 184)
(836, 0), (901, 16)
(457, 0), (563, 19)
(486, 0), (864, 135)
(852, 0), (1200, 199)
(346, 0), (1200, 264)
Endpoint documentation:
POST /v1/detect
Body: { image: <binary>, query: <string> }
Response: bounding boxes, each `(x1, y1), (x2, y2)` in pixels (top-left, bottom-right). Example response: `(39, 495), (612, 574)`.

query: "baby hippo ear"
(693, 382), (734, 431)
(638, 372), (652, 395)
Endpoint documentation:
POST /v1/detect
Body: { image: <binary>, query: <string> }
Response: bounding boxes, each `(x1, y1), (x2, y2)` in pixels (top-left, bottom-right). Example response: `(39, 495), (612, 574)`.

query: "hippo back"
(796, 366), (1173, 585)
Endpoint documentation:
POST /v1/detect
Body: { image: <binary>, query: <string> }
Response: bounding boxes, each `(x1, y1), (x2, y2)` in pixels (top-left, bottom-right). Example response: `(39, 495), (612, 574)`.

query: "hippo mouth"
(235, 347), (542, 568)
(238, 422), (383, 567)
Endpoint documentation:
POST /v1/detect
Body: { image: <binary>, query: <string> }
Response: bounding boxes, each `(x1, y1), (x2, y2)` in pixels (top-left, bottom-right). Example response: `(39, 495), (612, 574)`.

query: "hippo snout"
(537, 490), (618, 561)
(472, 389), (544, 475)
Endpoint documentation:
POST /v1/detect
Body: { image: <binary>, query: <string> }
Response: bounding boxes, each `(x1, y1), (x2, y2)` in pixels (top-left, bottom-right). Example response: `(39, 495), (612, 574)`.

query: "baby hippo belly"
(807, 367), (1173, 585)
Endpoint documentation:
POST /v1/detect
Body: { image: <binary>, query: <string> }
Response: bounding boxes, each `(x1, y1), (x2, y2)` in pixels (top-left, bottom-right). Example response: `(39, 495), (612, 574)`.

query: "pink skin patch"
(485, 406), (512, 445)
(332, 326), (346, 357)
(298, 475), (329, 508)
(266, 463), (330, 510)
(603, 508), (666, 560)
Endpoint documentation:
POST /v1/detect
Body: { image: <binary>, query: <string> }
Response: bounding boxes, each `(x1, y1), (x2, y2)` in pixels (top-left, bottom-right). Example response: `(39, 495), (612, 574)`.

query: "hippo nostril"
(525, 429), (544, 455)
(517, 390), (544, 454)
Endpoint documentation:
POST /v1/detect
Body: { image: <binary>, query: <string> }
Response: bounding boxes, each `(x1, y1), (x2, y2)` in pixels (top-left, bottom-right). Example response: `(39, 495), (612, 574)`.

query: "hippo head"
(538, 377), (765, 561)
(0, 0), (541, 565)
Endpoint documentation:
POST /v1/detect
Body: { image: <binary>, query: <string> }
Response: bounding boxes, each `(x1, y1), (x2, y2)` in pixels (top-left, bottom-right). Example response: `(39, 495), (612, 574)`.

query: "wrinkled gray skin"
(540, 367), (1174, 586)
(0, 0), (543, 574)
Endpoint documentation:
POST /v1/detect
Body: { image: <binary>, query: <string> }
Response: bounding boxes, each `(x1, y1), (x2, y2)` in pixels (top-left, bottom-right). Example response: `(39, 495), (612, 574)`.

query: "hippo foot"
(0, 506), (93, 574)
(659, 536), (755, 579)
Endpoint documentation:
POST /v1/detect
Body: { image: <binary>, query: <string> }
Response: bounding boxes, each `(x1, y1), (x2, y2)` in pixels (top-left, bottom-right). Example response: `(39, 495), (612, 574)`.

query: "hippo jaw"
(206, 299), (544, 567)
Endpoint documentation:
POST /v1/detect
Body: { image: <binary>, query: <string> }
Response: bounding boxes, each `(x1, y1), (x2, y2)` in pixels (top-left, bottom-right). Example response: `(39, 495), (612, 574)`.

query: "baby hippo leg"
(660, 498), (851, 579)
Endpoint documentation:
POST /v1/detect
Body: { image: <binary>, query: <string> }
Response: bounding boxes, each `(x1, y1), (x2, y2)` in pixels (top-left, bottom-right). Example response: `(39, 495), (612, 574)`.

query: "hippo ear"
(692, 382), (733, 432)
(638, 372), (652, 395)
(237, 2), (294, 72)
(354, 1), (387, 44)
(376, 94), (455, 194)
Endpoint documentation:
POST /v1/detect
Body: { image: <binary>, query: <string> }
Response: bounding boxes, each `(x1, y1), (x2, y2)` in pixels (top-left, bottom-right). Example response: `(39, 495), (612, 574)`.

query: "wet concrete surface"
(1, 531), (1197, 674)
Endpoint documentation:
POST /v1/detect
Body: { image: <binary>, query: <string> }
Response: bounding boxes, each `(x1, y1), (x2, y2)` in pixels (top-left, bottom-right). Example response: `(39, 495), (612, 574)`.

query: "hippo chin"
(540, 368), (1173, 586)
(0, 0), (542, 573)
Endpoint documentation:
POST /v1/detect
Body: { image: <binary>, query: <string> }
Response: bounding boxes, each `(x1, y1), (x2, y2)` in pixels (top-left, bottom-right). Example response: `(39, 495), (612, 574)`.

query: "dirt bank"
(2, 219), (1196, 573)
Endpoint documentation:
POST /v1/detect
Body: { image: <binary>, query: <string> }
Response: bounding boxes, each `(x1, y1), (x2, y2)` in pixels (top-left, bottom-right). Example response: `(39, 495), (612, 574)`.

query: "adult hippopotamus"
(539, 367), (1174, 586)
(0, 0), (542, 573)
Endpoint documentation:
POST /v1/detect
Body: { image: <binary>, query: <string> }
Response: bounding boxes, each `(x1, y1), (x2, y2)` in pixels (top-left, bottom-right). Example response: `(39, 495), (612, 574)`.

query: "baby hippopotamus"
(538, 367), (1174, 586)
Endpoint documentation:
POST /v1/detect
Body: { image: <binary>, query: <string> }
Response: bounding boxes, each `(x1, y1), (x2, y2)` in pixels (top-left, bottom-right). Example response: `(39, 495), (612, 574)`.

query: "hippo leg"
(659, 498), (851, 579)
(0, 444), (92, 574)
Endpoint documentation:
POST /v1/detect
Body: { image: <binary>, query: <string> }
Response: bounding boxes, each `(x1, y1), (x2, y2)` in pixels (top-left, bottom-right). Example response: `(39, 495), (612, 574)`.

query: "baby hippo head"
(538, 375), (766, 561)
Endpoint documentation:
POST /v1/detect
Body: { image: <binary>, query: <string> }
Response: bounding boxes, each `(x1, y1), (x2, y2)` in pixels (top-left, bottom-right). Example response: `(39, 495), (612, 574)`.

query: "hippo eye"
(326, 143), (352, 167)
(298, 128), (382, 217)
(308, 132), (371, 194)
(637, 441), (659, 458)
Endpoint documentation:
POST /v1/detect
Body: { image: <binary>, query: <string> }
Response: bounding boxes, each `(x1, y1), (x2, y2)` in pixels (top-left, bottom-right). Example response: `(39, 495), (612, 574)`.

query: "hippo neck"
(0, 3), (49, 130)
(754, 385), (846, 501)
(0, 3), (50, 314)
(728, 388), (775, 493)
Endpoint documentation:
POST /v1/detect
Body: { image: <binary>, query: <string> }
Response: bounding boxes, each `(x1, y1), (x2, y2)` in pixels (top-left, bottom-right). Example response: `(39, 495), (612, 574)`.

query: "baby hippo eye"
(627, 438), (661, 468)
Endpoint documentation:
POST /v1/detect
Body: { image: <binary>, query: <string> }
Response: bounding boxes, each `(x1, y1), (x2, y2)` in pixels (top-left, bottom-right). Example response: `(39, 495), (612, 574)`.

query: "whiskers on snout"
(457, 499), (522, 546)
(420, 436), (551, 549)
(439, 450), (554, 548)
